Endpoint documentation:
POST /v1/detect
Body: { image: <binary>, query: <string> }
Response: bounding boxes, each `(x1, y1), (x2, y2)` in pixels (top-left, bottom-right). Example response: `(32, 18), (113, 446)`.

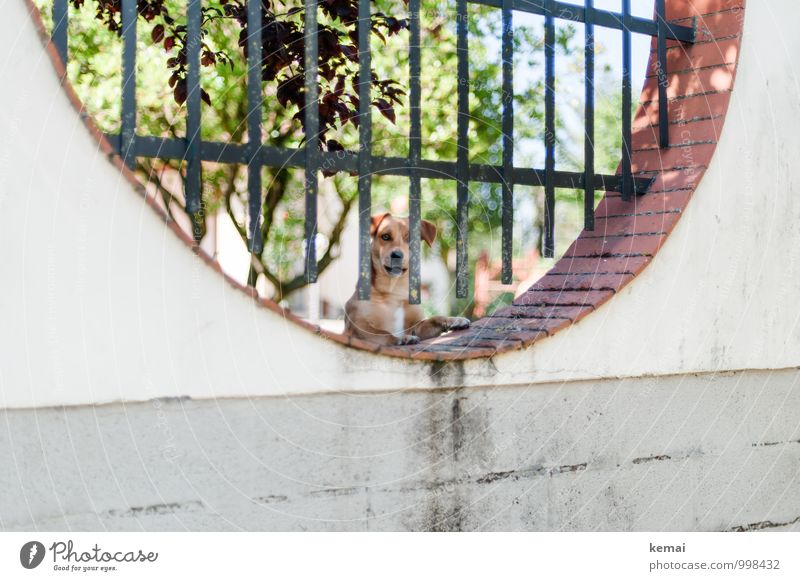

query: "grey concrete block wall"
(2, 367), (799, 531)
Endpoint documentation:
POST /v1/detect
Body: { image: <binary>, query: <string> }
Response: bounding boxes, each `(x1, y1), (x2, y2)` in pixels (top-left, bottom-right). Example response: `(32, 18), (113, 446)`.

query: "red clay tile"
(565, 234), (668, 258)
(547, 255), (653, 276)
(641, 65), (736, 104)
(503, 330), (550, 344)
(529, 273), (635, 292)
(692, 9), (746, 41)
(472, 317), (550, 331)
(633, 116), (724, 150)
(587, 213), (681, 237)
(515, 290), (615, 308)
(666, 0), (745, 21)
(469, 318), (566, 339)
(636, 92), (732, 126)
(438, 336), (523, 350)
(646, 37), (739, 77)
(630, 143), (716, 173)
(490, 304), (589, 320)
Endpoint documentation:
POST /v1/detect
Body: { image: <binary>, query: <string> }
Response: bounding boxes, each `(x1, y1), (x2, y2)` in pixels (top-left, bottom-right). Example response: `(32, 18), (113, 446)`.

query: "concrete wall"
(2, 0), (800, 531)
(2, 367), (798, 531)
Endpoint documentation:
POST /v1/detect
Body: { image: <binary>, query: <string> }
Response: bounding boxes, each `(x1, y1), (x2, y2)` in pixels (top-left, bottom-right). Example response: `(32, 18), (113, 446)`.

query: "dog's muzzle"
(385, 251), (406, 276)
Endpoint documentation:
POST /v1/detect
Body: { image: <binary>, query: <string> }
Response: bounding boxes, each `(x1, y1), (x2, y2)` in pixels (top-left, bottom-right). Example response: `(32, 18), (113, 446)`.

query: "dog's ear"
(370, 213), (391, 237)
(421, 220), (437, 247)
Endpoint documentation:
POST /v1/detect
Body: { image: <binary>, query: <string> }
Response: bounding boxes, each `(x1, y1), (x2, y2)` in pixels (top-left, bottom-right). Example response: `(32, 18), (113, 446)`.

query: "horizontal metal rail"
(103, 133), (654, 193)
(474, 0), (695, 42)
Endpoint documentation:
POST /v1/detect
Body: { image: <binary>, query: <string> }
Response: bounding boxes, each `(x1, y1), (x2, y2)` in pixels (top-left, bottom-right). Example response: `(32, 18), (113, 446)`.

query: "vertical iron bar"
(120, 0), (137, 170)
(455, 0), (469, 298)
(408, 0), (422, 304)
(621, 0), (633, 201)
(304, 0), (320, 282)
(246, 0), (263, 253)
(656, 0), (669, 148)
(500, 0), (514, 284)
(52, 0), (68, 65)
(543, 0), (555, 258)
(185, 0), (203, 240)
(357, 0), (372, 300)
(583, 0), (595, 231)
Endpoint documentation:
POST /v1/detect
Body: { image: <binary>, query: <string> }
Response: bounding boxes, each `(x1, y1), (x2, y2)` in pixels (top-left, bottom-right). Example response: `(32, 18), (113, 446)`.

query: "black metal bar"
(52, 0), (68, 65)
(500, 0), (514, 284)
(543, 1), (555, 258)
(304, 0), (320, 283)
(357, 0), (372, 300)
(455, 0), (469, 299)
(246, 0), (263, 254)
(621, 0), (633, 201)
(120, 0), (137, 170)
(408, 0), (422, 304)
(185, 0), (203, 239)
(656, 0), (669, 149)
(105, 133), (655, 192)
(584, 0), (594, 231)
(472, 0), (695, 43)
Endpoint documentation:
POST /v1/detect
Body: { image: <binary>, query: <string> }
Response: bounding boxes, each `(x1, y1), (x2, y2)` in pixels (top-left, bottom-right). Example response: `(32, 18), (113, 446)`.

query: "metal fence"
(50, 0), (695, 303)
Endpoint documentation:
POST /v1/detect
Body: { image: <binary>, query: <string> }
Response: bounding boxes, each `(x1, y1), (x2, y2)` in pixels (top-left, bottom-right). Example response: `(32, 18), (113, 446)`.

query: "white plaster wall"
(1, 367), (798, 531)
(0, 1), (798, 411)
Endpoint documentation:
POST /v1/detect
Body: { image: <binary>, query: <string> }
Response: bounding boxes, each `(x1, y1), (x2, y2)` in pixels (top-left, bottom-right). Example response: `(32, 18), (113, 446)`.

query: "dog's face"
(370, 213), (437, 278)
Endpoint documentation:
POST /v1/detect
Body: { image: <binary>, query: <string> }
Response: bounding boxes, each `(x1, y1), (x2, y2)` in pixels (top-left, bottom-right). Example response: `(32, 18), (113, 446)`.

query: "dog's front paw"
(397, 334), (420, 346)
(448, 317), (471, 331)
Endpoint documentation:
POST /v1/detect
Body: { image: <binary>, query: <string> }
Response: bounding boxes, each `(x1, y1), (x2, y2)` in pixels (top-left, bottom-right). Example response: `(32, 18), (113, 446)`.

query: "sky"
(474, 0), (657, 166)
(579, 0), (656, 92)
(478, 0), (659, 254)
(515, 0), (656, 105)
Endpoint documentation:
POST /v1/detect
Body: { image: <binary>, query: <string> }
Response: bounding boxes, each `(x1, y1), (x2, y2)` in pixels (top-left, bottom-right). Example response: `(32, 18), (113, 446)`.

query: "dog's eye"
(381, 233), (391, 241)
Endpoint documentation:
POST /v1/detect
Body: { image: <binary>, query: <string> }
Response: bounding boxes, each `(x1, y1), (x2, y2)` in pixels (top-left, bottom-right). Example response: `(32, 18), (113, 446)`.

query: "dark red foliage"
(70, 0), (409, 150)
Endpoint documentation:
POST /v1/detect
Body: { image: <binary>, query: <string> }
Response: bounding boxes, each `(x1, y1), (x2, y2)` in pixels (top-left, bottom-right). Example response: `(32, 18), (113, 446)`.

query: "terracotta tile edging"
(24, 0), (745, 362)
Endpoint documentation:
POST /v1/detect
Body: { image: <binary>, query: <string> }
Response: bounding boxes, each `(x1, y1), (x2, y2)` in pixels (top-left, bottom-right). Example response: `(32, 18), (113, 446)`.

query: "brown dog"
(344, 213), (471, 346)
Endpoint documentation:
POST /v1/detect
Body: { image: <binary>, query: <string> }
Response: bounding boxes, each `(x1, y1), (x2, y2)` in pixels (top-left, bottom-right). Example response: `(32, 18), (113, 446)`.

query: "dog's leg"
(346, 299), (421, 346)
(412, 316), (471, 340)
(396, 334), (420, 345)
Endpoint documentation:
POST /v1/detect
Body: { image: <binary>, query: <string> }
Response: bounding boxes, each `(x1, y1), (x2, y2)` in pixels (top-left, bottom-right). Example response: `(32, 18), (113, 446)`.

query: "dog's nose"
(390, 250), (404, 260)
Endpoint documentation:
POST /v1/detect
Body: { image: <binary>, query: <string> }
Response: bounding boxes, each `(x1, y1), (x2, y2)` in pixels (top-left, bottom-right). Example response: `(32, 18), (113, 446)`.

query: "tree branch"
(140, 158), (179, 222)
(266, 189), (356, 303)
